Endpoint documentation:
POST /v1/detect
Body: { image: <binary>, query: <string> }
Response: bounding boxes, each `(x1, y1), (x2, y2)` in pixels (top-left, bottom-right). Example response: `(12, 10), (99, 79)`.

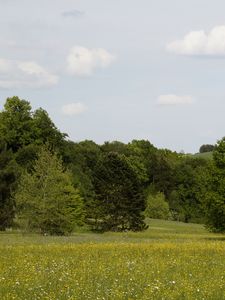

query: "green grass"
(0, 219), (221, 245)
(193, 151), (213, 159)
(1, 219), (225, 299)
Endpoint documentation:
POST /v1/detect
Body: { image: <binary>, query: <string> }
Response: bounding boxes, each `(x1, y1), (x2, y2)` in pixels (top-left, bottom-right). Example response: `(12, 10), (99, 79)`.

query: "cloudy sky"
(1, 0), (225, 153)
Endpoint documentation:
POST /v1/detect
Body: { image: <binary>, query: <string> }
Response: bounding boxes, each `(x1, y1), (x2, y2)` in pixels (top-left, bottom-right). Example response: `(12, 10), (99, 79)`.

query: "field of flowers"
(1, 219), (225, 300)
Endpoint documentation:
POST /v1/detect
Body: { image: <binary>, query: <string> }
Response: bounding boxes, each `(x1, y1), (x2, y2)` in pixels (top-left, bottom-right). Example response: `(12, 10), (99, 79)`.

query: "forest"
(0, 96), (225, 235)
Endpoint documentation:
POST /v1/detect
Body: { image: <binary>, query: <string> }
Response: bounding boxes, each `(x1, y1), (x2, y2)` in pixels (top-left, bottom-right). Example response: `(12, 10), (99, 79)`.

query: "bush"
(145, 192), (170, 220)
(199, 144), (214, 153)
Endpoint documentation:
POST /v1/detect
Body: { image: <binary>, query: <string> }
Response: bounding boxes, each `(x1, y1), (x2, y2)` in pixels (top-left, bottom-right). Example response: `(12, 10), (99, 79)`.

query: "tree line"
(0, 96), (224, 235)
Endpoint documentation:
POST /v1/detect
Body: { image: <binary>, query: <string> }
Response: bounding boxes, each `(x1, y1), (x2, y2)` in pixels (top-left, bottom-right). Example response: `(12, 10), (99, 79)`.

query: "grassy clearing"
(193, 152), (213, 159)
(1, 220), (225, 299)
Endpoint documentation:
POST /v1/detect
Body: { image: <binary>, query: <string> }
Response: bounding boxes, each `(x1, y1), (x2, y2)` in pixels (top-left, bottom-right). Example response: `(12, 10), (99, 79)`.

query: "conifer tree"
(15, 148), (84, 235)
(93, 152), (147, 231)
(0, 140), (18, 230)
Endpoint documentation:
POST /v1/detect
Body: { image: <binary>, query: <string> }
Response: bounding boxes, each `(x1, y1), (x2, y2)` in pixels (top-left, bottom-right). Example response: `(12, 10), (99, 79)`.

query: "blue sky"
(1, 0), (225, 153)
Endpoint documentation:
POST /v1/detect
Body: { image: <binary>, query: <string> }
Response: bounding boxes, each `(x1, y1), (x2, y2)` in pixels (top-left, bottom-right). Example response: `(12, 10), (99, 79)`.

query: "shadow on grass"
(204, 236), (225, 241)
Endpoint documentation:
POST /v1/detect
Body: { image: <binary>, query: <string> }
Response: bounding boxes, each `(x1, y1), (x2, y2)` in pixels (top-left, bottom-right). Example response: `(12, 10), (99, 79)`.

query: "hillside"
(193, 151), (213, 159)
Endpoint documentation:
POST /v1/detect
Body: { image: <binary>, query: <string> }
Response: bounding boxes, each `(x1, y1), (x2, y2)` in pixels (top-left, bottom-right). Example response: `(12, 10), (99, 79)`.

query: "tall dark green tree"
(151, 149), (179, 198)
(169, 157), (208, 222)
(92, 152), (147, 231)
(0, 140), (19, 230)
(202, 137), (225, 232)
(15, 144), (41, 171)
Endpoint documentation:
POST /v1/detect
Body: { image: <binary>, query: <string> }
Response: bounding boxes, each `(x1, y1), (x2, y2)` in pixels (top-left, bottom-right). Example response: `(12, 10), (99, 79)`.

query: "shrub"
(145, 192), (170, 220)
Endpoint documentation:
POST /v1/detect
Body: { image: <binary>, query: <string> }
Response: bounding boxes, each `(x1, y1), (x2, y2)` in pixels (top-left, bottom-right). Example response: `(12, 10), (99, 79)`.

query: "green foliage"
(14, 148), (84, 235)
(1, 96), (225, 234)
(0, 96), (34, 151)
(32, 108), (67, 149)
(193, 151), (213, 160)
(62, 140), (101, 220)
(151, 149), (180, 198)
(102, 140), (152, 186)
(0, 140), (19, 230)
(92, 152), (147, 231)
(145, 192), (170, 220)
(15, 144), (40, 171)
(199, 144), (215, 153)
(0, 97), (66, 153)
(101, 141), (127, 154)
(127, 140), (157, 183)
(213, 137), (225, 168)
(200, 138), (225, 232)
(169, 157), (208, 223)
(125, 155), (149, 185)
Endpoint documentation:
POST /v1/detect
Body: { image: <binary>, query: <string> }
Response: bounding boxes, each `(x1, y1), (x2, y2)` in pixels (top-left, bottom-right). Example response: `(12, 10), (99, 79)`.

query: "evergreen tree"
(92, 152), (147, 231)
(0, 140), (18, 230)
(14, 148), (84, 235)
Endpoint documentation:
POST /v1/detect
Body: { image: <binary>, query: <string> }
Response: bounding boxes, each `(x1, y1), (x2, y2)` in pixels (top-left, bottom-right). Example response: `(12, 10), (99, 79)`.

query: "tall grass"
(0, 219), (225, 299)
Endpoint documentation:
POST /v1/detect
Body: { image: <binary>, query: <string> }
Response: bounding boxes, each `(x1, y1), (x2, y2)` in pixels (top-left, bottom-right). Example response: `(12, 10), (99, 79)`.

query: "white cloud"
(66, 46), (116, 76)
(167, 26), (225, 56)
(0, 58), (58, 88)
(157, 94), (194, 106)
(62, 102), (87, 116)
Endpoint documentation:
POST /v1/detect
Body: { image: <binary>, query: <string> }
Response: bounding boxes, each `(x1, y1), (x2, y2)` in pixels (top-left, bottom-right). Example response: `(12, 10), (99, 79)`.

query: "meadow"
(1, 219), (225, 300)
(193, 152), (213, 159)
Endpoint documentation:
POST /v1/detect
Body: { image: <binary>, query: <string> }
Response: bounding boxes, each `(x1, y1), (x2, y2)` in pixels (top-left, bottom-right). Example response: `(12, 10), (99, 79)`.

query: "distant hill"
(193, 152), (213, 159)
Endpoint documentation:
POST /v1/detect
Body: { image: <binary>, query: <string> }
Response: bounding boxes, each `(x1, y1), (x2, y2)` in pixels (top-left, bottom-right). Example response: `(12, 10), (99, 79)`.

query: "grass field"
(1, 219), (225, 300)
(193, 152), (213, 159)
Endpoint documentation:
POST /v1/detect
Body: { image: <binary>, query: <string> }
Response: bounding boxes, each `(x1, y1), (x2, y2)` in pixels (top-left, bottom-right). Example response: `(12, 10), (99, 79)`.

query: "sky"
(1, 0), (225, 153)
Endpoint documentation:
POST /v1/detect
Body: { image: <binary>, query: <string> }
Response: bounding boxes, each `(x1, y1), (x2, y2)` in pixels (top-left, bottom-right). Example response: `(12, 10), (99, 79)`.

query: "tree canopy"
(202, 138), (225, 232)
(199, 144), (215, 153)
(0, 96), (223, 234)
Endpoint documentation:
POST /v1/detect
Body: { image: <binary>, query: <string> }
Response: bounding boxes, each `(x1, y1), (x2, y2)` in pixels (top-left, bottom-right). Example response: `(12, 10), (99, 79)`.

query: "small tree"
(14, 148), (84, 235)
(145, 192), (170, 220)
